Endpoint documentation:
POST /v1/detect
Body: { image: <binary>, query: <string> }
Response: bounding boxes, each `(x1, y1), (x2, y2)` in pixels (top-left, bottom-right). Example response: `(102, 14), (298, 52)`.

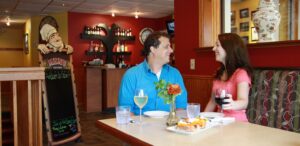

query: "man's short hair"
(142, 32), (170, 57)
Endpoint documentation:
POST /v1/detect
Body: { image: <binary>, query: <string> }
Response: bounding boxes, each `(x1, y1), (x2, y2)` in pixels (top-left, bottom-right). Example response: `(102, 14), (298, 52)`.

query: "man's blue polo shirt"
(118, 60), (187, 115)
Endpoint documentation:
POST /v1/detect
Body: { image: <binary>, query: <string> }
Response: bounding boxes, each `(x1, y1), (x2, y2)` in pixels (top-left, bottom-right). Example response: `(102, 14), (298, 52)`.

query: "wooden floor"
(1, 96), (125, 146)
(43, 110), (125, 146)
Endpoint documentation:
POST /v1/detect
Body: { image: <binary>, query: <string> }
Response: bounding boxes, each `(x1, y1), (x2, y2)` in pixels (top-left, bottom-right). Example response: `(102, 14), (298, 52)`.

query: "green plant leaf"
(155, 79), (180, 105)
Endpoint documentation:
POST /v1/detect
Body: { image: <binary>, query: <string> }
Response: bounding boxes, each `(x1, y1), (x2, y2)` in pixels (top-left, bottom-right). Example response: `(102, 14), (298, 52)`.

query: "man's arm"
(118, 71), (136, 114)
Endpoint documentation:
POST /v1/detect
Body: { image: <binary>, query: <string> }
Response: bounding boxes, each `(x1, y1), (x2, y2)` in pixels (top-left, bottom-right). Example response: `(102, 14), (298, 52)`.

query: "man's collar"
(142, 59), (170, 73)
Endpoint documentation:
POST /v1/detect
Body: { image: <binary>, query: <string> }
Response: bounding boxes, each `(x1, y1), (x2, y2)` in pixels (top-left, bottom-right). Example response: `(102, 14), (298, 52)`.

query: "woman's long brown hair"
(214, 33), (253, 80)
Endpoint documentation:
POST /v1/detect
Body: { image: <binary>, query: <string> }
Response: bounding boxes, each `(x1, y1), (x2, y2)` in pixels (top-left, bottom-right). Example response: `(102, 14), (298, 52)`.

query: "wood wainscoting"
(0, 67), (45, 146)
(183, 75), (214, 111)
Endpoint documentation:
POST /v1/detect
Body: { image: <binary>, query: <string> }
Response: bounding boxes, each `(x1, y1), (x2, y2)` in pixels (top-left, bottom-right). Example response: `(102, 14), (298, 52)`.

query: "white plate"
(166, 122), (215, 135)
(200, 112), (224, 118)
(144, 111), (169, 118)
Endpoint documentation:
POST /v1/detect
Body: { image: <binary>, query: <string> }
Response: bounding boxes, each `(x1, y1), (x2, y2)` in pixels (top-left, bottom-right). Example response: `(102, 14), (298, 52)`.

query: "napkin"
(210, 117), (235, 125)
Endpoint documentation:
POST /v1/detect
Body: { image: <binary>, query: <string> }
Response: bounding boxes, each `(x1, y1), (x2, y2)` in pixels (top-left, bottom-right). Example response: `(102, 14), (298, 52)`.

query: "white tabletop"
(96, 116), (300, 146)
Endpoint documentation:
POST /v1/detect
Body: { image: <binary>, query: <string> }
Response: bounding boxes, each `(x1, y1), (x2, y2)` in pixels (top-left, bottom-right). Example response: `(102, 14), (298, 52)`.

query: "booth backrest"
(247, 68), (300, 133)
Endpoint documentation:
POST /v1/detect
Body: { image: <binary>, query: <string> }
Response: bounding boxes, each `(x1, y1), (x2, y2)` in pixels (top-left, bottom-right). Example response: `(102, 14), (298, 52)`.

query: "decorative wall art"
(240, 22), (249, 32)
(240, 8), (249, 18)
(251, 27), (258, 41)
(24, 33), (29, 54)
(231, 11), (236, 26)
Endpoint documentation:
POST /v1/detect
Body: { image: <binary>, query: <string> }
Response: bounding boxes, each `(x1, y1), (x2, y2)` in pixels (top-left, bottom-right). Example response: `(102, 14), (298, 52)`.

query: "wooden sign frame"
(39, 52), (81, 145)
(38, 16), (81, 145)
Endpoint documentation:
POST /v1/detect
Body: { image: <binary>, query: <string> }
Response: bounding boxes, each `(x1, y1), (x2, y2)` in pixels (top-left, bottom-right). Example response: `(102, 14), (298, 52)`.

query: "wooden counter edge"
(195, 40), (300, 53)
(95, 120), (152, 146)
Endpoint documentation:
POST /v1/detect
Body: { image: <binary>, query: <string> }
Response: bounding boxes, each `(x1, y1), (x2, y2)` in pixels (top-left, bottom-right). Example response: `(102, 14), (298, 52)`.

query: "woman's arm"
(223, 82), (249, 110)
(204, 93), (217, 112)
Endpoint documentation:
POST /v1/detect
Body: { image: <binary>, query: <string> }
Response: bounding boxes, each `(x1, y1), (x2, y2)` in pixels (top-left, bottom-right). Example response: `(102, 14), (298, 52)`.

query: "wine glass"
(214, 88), (229, 113)
(134, 89), (148, 123)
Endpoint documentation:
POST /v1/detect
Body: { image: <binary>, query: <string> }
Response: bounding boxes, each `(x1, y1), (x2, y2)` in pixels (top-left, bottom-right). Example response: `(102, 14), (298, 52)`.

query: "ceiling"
(0, 0), (174, 25)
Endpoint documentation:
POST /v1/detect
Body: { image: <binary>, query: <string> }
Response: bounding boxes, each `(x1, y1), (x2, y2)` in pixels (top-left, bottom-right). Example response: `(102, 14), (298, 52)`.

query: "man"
(118, 32), (187, 115)
(38, 24), (73, 54)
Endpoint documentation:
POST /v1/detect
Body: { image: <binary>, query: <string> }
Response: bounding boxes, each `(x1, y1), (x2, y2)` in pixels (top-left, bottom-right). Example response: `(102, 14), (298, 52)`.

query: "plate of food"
(144, 111), (169, 118)
(166, 117), (212, 135)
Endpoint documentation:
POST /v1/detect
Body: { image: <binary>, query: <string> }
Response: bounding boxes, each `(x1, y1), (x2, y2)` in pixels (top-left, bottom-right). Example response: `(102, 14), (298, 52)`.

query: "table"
(96, 117), (300, 146)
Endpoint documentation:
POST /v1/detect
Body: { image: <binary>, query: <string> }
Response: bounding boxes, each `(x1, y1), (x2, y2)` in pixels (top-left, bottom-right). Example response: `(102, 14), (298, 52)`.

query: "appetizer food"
(176, 117), (207, 131)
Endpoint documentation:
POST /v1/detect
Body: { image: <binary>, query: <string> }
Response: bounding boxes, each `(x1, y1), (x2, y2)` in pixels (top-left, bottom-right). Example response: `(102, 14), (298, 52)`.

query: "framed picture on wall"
(24, 33), (29, 54)
(251, 27), (258, 41)
(231, 11), (236, 26)
(240, 22), (249, 32)
(240, 8), (249, 18)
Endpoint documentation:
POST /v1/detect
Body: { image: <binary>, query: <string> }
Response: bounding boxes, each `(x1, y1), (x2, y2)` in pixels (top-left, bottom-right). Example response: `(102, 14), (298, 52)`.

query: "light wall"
(0, 26), (24, 67)
(231, 0), (259, 43)
(0, 12), (68, 67)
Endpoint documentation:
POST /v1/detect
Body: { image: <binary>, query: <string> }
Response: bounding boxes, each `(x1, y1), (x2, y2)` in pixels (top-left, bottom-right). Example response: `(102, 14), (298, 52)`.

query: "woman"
(204, 33), (253, 122)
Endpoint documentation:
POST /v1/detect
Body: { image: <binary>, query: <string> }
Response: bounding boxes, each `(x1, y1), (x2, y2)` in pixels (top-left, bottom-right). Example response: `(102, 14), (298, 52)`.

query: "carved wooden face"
(48, 32), (63, 48)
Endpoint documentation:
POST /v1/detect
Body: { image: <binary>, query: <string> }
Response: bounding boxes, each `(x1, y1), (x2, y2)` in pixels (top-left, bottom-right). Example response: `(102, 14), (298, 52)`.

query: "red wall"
(174, 1), (300, 77)
(249, 46), (300, 67)
(174, 0), (219, 75)
(68, 12), (171, 106)
(68, 3), (300, 107)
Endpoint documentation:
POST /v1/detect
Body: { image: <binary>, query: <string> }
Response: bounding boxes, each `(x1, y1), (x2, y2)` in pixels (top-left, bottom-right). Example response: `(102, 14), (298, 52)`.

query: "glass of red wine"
(214, 89), (230, 113)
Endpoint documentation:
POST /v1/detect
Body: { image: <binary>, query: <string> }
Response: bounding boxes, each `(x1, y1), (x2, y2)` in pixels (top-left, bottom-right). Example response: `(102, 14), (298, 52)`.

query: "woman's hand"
(222, 94), (234, 110)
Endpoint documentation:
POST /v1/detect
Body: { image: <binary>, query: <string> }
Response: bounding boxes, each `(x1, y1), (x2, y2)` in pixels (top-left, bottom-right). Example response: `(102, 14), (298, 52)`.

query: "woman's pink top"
(212, 68), (251, 122)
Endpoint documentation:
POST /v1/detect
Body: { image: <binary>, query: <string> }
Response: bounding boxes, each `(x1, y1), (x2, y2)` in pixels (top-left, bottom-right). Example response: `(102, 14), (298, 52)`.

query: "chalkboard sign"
(41, 52), (81, 145)
(45, 69), (78, 141)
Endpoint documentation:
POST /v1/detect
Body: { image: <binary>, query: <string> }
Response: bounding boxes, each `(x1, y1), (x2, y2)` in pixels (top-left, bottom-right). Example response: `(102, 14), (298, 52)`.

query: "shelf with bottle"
(85, 39), (131, 55)
(85, 51), (105, 56)
(80, 33), (135, 42)
(115, 36), (135, 41)
(85, 40), (105, 55)
(81, 23), (135, 65)
(112, 52), (132, 55)
(83, 25), (108, 36)
(80, 33), (107, 41)
(85, 51), (131, 56)
(114, 27), (135, 41)
(87, 40), (105, 51)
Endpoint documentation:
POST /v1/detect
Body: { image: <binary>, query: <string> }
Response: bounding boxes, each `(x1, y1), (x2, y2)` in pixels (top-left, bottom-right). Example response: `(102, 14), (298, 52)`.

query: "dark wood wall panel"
(183, 75), (213, 111)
